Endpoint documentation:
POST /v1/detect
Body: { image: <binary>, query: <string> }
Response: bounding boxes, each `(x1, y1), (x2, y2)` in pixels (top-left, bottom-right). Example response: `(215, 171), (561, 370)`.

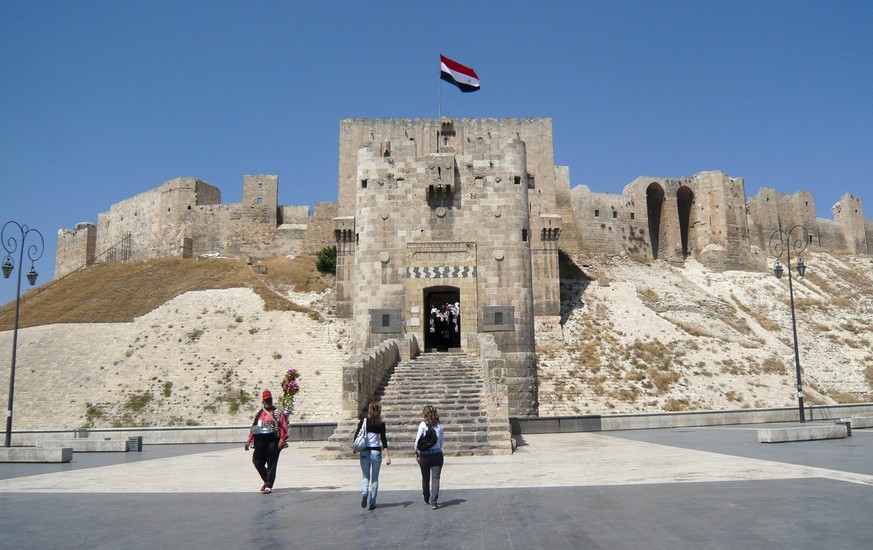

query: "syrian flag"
(440, 54), (480, 93)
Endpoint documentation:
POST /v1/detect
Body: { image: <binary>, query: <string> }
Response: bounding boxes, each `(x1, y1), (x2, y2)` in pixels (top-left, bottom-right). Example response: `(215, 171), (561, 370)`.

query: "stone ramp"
(319, 352), (511, 459)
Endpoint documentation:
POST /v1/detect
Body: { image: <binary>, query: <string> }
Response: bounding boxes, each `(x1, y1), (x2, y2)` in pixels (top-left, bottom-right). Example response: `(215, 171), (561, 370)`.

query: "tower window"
(594, 209), (599, 217)
(612, 211), (617, 219)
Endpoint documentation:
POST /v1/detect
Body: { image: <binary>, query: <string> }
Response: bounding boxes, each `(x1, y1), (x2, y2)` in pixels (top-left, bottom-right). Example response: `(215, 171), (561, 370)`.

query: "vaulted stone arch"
(646, 183), (665, 260)
(677, 185), (694, 258)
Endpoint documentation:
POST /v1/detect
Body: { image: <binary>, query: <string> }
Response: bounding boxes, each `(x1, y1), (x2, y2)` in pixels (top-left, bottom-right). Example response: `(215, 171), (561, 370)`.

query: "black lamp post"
(768, 223), (809, 423)
(2, 221), (44, 447)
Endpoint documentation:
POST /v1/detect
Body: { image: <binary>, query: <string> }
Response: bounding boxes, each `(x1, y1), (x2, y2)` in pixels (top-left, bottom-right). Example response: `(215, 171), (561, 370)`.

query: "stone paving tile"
(1, 428), (872, 548)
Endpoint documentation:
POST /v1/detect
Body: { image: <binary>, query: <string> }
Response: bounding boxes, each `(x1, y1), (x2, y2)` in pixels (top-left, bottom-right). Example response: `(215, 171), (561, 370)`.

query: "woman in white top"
(413, 404), (445, 509)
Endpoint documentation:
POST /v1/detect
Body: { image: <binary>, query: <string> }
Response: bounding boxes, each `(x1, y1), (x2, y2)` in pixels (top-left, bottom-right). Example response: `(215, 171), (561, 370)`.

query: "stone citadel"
(56, 117), (871, 417)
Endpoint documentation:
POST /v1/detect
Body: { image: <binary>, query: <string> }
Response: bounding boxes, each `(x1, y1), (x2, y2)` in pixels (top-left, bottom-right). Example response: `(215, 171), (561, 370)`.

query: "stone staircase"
(319, 352), (512, 459)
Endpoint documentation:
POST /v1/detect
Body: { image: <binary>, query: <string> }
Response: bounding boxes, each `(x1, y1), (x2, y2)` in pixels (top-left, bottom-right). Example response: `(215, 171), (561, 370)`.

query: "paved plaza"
(1, 424), (872, 549)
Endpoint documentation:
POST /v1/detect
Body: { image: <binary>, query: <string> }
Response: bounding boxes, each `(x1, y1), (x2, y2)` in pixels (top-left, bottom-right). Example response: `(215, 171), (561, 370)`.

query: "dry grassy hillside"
(0, 251), (871, 430)
(0, 256), (349, 430)
(0, 256), (330, 329)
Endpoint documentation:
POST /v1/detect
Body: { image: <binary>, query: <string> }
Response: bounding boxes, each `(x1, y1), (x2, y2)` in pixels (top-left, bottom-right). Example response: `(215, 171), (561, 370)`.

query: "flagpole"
(437, 56), (442, 153)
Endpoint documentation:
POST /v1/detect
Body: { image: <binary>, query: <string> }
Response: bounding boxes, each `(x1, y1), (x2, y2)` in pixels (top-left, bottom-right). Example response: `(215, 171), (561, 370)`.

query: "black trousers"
(418, 451), (444, 503)
(252, 437), (282, 489)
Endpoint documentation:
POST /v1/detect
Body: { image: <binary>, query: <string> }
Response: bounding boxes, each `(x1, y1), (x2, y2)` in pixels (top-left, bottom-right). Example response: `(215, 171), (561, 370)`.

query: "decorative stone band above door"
(406, 266), (477, 278)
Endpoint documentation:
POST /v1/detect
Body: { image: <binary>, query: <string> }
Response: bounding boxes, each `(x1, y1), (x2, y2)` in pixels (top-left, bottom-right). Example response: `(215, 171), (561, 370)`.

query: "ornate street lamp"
(768, 223), (809, 423)
(2, 221), (44, 447)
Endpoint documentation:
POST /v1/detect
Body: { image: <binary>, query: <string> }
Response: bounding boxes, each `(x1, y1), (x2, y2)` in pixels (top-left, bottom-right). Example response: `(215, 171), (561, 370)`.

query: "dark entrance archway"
(646, 183), (665, 260)
(677, 185), (694, 258)
(424, 286), (461, 351)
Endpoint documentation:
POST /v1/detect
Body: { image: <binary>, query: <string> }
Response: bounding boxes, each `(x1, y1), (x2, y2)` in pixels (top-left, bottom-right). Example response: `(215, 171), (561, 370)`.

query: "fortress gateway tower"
(334, 118), (564, 416)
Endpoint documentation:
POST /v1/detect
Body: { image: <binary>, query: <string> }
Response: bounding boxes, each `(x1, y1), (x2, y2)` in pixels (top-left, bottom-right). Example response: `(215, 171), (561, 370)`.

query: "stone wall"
(56, 176), (337, 278)
(341, 129), (542, 415)
(54, 222), (96, 278)
(817, 218), (848, 251)
(303, 202), (338, 254)
(832, 193), (869, 254)
(570, 171), (763, 271)
(570, 185), (643, 255)
(748, 187), (819, 251)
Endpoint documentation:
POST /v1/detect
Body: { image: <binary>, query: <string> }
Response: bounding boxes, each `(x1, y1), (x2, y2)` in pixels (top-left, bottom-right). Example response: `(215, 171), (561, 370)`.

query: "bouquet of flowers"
(281, 368), (301, 414)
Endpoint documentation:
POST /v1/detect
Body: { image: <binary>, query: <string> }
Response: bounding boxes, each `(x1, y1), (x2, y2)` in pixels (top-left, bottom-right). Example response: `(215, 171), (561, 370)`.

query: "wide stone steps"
(319, 352), (512, 459)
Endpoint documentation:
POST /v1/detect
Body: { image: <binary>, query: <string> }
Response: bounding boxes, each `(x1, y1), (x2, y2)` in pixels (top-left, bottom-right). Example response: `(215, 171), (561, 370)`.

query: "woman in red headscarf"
(244, 389), (289, 494)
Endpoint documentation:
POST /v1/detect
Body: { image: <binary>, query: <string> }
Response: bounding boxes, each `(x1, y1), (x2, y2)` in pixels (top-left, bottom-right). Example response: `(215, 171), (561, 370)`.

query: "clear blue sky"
(2, 1), (872, 307)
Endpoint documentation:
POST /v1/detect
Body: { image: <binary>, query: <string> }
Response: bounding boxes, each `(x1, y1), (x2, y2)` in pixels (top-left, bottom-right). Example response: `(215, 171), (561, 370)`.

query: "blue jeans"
(359, 449), (383, 504)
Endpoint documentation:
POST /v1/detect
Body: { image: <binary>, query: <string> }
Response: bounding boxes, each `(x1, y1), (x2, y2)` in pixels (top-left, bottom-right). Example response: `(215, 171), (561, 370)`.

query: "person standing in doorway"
(414, 404), (445, 509)
(354, 401), (391, 510)
(244, 390), (288, 494)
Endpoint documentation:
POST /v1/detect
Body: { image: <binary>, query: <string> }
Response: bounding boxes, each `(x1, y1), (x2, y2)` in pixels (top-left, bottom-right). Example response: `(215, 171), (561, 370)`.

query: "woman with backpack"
(413, 404), (445, 509)
(354, 401), (391, 510)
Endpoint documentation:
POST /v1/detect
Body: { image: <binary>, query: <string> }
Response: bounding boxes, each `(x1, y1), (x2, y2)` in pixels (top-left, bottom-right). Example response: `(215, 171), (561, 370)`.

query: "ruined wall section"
(60, 174), (332, 274)
(623, 176), (679, 261)
(553, 165), (583, 256)
(55, 223), (96, 278)
(832, 193), (868, 254)
(570, 184), (644, 256)
(816, 219), (848, 251)
(185, 204), (239, 256)
(96, 180), (189, 263)
(747, 188), (819, 252)
(693, 172), (761, 271)
(303, 202), (339, 254)
(575, 171), (763, 271)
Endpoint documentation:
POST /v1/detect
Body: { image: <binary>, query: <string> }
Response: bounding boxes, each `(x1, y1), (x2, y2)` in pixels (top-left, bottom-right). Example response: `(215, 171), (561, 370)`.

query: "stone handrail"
(468, 333), (510, 420)
(340, 335), (420, 420)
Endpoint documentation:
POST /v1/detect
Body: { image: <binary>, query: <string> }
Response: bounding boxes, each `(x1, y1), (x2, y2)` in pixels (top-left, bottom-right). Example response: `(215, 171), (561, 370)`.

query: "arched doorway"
(676, 186), (694, 258)
(646, 183), (665, 260)
(424, 286), (461, 351)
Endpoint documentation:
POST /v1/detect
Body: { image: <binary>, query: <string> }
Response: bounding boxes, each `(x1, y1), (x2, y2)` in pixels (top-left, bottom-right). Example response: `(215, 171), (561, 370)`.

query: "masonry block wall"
(832, 193), (869, 254)
(570, 185), (643, 255)
(56, 176), (335, 278)
(748, 188), (820, 252)
(571, 171), (762, 271)
(55, 222), (96, 278)
(338, 123), (540, 415)
(816, 219), (848, 251)
(53, 115), (872, 416)
(337, 118), (562, 318)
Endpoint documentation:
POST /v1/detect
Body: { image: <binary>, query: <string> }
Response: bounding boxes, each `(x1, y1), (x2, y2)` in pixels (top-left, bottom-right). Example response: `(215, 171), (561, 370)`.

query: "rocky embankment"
(1, 251), (871, 429)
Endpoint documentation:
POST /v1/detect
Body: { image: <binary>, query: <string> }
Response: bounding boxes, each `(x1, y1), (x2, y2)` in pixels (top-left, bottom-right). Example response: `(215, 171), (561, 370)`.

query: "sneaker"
(431, 500), (439, 510)
(262, 487), (272, 494)
(423, 495), (430, 505)
(368, 504), (376, 510)
(260, 485), (266, 492)
(361, 494), (368, 508)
